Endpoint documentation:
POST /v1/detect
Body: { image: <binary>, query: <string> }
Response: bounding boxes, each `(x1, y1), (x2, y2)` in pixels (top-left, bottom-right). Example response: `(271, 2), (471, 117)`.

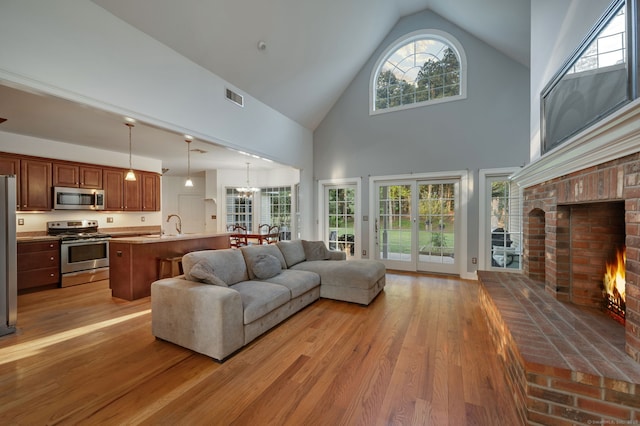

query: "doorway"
(373, 173), (464, 274)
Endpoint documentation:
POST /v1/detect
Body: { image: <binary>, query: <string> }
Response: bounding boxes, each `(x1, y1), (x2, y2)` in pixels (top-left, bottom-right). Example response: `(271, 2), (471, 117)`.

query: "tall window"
(485, 175), (522, 271)
(260, 186), (292, 239)
(226, 189), (253, 231)
(371, 29), (466, 114)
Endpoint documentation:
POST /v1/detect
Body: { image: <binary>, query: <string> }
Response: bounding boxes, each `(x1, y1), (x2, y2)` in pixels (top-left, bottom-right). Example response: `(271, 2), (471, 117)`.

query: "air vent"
(225, 88), (244, 107)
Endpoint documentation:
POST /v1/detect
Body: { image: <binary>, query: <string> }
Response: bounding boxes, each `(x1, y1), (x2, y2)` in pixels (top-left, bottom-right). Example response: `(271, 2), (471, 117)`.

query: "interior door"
(178, 194), (205, 234)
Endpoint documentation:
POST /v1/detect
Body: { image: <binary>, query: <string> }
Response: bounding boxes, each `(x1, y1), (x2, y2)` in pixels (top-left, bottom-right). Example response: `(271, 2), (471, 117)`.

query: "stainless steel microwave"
(53, 187), (105, 210)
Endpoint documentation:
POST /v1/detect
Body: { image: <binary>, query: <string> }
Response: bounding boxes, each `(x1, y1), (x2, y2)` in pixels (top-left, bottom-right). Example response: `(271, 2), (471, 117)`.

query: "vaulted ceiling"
(0, 1), (530, 175)
(93, 0), (531, 130)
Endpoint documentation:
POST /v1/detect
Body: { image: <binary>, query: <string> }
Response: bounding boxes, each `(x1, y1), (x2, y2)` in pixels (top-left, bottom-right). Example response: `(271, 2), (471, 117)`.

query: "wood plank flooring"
(0, 273), (521, 425)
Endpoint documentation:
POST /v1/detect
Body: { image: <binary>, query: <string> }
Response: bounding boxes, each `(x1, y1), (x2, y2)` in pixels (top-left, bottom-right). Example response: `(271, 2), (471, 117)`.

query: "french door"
(325, 184), (357, 259)
(375, 179), (459, 274)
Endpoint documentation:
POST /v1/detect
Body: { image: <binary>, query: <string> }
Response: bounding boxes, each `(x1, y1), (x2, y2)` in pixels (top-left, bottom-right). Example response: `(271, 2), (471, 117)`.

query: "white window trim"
(317, 177), (362, 257)
(368, 170), (470, 278)
(478, 167), (521, 272)
(369, 29), (468, 116)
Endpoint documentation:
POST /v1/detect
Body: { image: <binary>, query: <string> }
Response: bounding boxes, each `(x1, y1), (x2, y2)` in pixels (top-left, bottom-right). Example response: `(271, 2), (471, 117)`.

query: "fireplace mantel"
(511, 99), (640, 189)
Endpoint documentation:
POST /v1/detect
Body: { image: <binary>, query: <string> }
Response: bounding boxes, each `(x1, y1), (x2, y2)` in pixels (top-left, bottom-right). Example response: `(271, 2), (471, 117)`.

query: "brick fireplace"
(476, 103), (640, 423)
(521, 153), (640, 362)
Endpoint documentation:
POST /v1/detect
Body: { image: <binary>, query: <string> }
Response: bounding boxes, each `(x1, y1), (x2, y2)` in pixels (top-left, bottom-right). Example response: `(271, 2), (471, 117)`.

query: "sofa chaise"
(151, 240), (386, 361)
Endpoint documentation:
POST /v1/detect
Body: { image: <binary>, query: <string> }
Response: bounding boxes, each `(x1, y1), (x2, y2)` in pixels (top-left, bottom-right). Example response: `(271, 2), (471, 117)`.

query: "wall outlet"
(106, 217), (114, 223)
(17, 218), (24, 226)
(472, 257), (477, 264)
(362, 249), (367, 256)
(141, 216), (145, 222)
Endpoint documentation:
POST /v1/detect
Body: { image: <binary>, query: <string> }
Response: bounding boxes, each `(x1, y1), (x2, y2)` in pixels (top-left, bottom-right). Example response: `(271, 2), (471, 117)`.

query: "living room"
(2, 0), (638, 424)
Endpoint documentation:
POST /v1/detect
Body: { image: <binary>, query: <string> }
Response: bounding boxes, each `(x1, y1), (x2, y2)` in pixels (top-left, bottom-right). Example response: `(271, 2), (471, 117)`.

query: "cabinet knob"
(49, 244), (54, 248)
(50, 273), (54, 277)
(50, 257), (54, 261)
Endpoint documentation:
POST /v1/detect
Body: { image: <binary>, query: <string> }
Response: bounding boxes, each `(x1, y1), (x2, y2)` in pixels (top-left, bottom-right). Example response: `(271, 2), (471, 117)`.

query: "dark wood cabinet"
(1, 151), (160, 212)
(104, 168), (124, 210)
(124, 175), (142, 211)
(21, 159), (52, 210)
(0, 153), (21, 209)
(18, 240), (60, 291)
(53, 162), (103, 189)
(79, 166), (102, 188)
(142, 172), (160, 211)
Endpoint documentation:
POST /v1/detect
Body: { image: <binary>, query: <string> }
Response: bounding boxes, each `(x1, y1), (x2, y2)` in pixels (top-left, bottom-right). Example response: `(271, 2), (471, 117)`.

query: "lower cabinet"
(18, 240), (60, 291)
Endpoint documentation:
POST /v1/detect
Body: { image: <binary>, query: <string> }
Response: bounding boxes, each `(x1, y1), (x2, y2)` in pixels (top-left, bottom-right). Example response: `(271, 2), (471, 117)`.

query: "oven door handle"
(61, 238), (111, 245)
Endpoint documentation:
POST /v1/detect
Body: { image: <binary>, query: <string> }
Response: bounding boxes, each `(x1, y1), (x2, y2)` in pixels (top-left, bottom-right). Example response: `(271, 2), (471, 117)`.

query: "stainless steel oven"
(60, 237), (109, 274)
(47, 220), (110, 287)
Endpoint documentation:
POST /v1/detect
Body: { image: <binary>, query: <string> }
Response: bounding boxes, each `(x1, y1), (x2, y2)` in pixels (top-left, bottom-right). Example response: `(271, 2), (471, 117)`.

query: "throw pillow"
(188, 260), (228, 287)
(252, 254), (282, 280)
(302, 240), (330, 261)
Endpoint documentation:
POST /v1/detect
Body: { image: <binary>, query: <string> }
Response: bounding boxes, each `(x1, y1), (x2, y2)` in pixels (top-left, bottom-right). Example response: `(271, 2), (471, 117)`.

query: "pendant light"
(124, 120), (136, 181)
(184, 137), (194, 187)
(235, 162), (259, 198)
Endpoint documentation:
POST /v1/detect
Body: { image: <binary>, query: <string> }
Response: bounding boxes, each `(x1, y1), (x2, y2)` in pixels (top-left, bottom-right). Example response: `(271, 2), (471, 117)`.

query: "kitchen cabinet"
(0, 153), (21, 209)
(104, 168), (124, 210)
(21, 158), (52, 210)
(18, 240), (60, 291)
(109, 234), (229, 300)
(124, 175), (142, 211)
(53, 162), (103, 188)
(142, 172), (160, 211)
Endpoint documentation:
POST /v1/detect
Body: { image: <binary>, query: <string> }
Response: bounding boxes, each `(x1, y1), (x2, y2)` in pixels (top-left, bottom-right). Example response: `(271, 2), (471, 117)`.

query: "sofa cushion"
(188, 259), (228, 287)
(241, 244), (287, 279)
(252, 254), (282, 280)
(264, 269), (320, 298)
(182, 249), (249, 285)
(231, 281), (291, 324)
(302, 240), (330, 261)
(276, 240), (306, 267)
(292, 259), (386, 290)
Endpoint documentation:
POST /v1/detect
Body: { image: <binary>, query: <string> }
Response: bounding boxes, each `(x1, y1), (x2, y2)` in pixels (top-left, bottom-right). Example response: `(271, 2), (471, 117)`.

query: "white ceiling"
(0, 0), (530, 176)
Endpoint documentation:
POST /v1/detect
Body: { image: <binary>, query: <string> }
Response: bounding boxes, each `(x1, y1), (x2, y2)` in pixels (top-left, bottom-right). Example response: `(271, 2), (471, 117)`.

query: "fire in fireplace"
(602, 246), (626, 325)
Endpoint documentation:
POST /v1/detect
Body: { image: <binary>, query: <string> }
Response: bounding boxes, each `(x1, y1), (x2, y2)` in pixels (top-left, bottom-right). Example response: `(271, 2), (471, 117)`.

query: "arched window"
(371, 30), (467, 114)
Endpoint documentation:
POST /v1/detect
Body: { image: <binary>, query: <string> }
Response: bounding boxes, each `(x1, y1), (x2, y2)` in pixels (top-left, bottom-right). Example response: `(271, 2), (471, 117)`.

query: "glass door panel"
(417, 181), (458, 274)
(376, 183), (414, 270)
(326, 186), (356, 258)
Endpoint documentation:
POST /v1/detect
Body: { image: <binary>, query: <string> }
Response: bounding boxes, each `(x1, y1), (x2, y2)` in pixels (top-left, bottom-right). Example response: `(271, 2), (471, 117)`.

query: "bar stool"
(158, 256), (183, 279)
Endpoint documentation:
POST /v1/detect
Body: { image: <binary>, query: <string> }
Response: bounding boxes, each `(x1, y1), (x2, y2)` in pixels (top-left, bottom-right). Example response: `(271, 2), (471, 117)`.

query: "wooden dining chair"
(266, 225), (280, 244)
(229, 224), (248, 248)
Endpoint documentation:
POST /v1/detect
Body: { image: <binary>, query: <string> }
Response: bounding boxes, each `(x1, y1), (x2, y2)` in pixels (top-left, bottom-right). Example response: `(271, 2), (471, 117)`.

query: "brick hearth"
(522, 152), (640, 363)
(478, 271), (640, 424)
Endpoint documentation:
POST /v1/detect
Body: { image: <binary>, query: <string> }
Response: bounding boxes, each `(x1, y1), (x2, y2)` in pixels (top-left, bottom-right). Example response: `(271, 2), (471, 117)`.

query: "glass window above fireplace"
(541, 0), (636, 154)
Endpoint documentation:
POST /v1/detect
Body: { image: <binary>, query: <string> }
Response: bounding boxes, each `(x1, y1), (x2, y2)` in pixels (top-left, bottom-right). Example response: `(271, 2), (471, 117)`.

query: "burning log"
(602, 246), (626, 325)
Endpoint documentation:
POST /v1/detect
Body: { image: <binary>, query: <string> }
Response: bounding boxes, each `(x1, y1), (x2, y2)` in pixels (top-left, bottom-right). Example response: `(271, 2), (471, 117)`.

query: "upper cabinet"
(53, 162), (102, 189)
(0, 153), (21, 209)
(142, 172), (160, 211)
(1, 151), (160, 212)
(21, 158), (52, 211)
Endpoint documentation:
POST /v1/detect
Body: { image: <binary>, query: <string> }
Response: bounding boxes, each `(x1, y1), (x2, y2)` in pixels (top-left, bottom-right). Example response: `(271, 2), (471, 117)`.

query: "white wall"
(314, 9), (530, 274)
(0, 0), (314, 238)
(530, 0), (613, 160)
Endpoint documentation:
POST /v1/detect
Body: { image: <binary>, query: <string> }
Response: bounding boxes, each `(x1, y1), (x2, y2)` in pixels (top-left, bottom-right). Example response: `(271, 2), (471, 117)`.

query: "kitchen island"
(109, 233), (230, 300)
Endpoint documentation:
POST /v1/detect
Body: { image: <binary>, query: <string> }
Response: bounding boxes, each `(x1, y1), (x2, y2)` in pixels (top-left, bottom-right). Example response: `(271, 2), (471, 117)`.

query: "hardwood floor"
(0, 273), (521, 425)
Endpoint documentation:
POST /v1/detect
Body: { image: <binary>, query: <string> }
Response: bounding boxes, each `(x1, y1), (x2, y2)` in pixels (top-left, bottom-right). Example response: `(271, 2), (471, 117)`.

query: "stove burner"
(46, 219), (109, 241)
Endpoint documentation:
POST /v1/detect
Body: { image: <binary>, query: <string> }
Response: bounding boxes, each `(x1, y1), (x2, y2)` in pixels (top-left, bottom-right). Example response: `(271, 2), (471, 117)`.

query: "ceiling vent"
(225, 88), (244, 107)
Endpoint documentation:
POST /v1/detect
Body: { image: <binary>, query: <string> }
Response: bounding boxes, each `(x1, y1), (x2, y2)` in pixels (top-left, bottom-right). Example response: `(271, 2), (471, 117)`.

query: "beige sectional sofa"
(151, 240), (386, 361)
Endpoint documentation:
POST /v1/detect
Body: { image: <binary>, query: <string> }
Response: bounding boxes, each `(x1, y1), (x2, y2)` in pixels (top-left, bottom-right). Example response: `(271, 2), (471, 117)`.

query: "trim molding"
(512, 99), (640, 188)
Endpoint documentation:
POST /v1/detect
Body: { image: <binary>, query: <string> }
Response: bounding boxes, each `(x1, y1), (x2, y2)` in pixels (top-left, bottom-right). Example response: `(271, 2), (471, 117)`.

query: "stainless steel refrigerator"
(0, 175), (17, 336)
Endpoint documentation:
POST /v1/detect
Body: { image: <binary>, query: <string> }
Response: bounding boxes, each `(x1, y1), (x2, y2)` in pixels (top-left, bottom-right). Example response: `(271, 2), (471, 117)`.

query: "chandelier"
(235, 162), (259, 198)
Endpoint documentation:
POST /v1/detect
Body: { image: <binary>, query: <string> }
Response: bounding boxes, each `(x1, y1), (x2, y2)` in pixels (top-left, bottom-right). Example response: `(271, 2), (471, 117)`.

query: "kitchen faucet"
(166, 214), (182, 235)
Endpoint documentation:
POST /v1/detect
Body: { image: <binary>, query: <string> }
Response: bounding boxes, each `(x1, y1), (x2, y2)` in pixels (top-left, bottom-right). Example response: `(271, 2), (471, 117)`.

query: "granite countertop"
(110, 232), (229, 244)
